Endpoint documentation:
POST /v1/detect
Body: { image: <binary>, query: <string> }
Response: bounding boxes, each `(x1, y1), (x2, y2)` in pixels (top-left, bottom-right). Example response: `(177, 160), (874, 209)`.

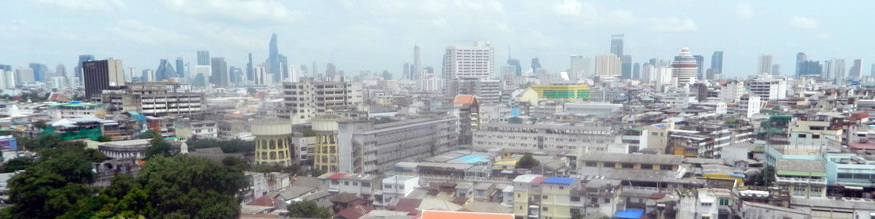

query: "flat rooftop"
(579, 153), (684, 165)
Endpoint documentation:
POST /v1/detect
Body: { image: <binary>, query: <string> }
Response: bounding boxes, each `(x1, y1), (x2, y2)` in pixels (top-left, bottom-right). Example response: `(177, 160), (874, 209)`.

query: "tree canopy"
(286, 200), (333, 219)
(186, 137), (254, 153)
(516, 153), (540, 169)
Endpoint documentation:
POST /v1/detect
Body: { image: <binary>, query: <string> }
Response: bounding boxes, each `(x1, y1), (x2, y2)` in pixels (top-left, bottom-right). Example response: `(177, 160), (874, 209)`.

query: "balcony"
(775, 176), (826, 185)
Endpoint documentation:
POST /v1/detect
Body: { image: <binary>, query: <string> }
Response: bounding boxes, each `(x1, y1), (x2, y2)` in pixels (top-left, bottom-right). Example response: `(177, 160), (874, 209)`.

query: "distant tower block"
(252, 119), (294, 167)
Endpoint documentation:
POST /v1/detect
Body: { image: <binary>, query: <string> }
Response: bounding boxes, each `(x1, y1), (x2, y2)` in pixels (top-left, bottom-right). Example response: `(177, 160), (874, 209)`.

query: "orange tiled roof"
(453, 95), (476, 105)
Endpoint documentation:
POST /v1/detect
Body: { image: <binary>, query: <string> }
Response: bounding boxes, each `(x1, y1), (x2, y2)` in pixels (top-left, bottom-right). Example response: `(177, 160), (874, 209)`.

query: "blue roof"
(541, 177), (574, 185)
(453, 154), (490, 164)
(614, 209), (645, 219)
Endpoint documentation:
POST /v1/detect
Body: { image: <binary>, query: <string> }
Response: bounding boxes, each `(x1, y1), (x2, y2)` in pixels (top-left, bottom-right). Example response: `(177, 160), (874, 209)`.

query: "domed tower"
(671, 47), (699, 88)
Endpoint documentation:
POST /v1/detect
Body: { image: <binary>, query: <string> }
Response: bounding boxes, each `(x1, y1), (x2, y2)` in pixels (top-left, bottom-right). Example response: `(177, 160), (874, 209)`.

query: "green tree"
(2, 167), (94, 218)
(286, 200), (333, 219)
(33, 120), (48, 130)
(2, 157), (35, 173)
(144, 135), (172, 159)
(138, 130), (161, 140)
(222, 156), (249, 172)
(135, 156), (246, 218)
(247, 87), (257, 96)
(756, 165), (776, 186)
(301, 129), (317, 137)
(516, 153), (540, 169)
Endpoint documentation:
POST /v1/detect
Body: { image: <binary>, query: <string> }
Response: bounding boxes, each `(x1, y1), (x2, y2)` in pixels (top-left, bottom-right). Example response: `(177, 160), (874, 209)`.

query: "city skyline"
(2, 0), (872, 78)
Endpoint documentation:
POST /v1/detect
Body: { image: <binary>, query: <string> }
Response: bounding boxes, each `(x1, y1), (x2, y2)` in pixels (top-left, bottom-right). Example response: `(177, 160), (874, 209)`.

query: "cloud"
(735, 3), (754, 20)
(157, 0), (301, 24)
(789, 16), (818, 29)
(550, 0), (696, 32)
(106, 20), (188, 45)
(647, 17), (698, 32)
(32, 0), (125, 11)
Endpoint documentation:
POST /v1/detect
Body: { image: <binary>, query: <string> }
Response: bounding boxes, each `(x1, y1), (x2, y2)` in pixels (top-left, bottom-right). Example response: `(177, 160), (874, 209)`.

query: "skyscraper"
(246, 53), (254, 81)
(29, 63), (48, 82)
(849, 59), (863, 80)
(610, 34), (624, 57)
(758, 54), (773, 75)
(632, 63), (641, 80)
(693, 55), (704, 80)
(155, 59), (178, 81)
(671, 48), (698, 87)
(83, 59), (125, 99)
(210, 57), (229, 86)
(414, 44), (421, 80)
(0, 64), (11, 72)
(76, 54), (95, 82)
(795, 52), (807, 76)
(326, 63), (337, 80)
(507, 57), (522, 77)
(229, 66), (243, 84)
(710, 51), (723, 75)
(56, 64), (66, 78)
(14, 68), (34, 86)
(267, 33), (281, 75)
(831, 59), (847, 81)
(442, 41), (494, 80)
(595, 53), (621, 77)
(531, 57), (542, 74)
(569, 55), (591, 80)
(197, 50), (210, 65)
(621, 55), (632, 79)
(175, 57), (185, 78)
(141, 69), (155, 82)
(403, 63), (411, 80)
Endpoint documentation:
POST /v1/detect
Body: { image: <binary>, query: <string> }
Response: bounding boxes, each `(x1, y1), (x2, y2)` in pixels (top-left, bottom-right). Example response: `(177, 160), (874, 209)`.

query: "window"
(332, 180), (339, 185)
(542, 195), (548, 199)
(797, 134), (806, 138)
(344, 181), (349, 186)
(362, 182), (370, 187)
(701, 202), (712, 206)
(571, 196), (580, 202)
(641, 164), (653, 169)
(661, 165), (673, 170)
(719, 199), (729, 206)
(812, 134), (821, 139)
(621, 163), (634, 169)
(542, 207), (548, 211)
(384, 185), (392, 189)
(585, 162), (597, 167)
(603, 162), (615, 168)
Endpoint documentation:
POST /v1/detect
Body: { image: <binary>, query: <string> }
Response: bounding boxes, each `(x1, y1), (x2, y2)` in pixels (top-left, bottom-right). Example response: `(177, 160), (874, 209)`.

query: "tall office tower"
(76, 54), (95, 83)
(196, 50), (210, 65)
(610, 34), (624, 57)
(175, 57), (185, 78)
(403, 63), (411, 80)
(711, 51), (723, 75)
(424, 66), (434, 74)
(758, 54), (773, 75)
(246, 53), (254, 81)
(771, 65), (781, 76)
(288, 64), (301, 83)
(849, 59), (863, 80)
(229, 66), (242, 84)
(325, 63), (337, 79)
(311, 61), (318, 77)
(128, 67), (136, 82)
(29, 63), (48, 82)
(279, 55), (289, 80)
(442, 41), (494, 80)
(671, 47), (698, 87)
(569, 55), (591, 80)
(0, 69), (10, 90)
(531, 57), (542, 73)
(507, 57), (522, 77)
(210, 57), (229, 86)
(831, 59), (847, 81)
(693, 55), (704, 79)
(267, 33), (282, 76)
(141, 69), (155, 82)
(82, 59), (125, 99)
(632, 63), (641, 80)
(871, 64), (875, 77)
(595, 53), (621, 77)
(14, 68), (34, 86)
(0, 64), (10, 72)
(823, 59), (833, 79)
(56, 63), (66, 78)
(621, 55), (632, 79)
(414, 44), (421, 79)
(155, 59), (178, 81)
(795, 52), (807, 76)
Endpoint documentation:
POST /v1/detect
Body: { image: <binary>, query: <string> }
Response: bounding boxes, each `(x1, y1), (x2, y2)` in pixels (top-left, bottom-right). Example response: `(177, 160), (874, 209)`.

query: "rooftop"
(421, 210), (513, 219)
(776, 159), (826, 176)
(579, 153), (684, 165)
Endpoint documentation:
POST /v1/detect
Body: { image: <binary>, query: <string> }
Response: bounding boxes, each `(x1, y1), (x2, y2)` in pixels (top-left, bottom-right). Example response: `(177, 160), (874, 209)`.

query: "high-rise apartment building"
(29, 63), (47, 82)
(595, 53), (621, 77)
(209, 57), (228, 86)
(671, 48), (698, 87)
(758, 54), (773, 75)
(747, 74), (787, 101)
(849, 59), (863, 80)
(246, 53), (254, 82)
(711, 51), (723, 75)
(610, 34), (624, 57)
(621, 55), (632, 79)
(280, 78), (364, 124)
(82, 59), (125, 99)
(413, 44), (421, 80)
(442, 41), (494, 80)
(175, 57), (185, 78)
(569, 55), (591, 81)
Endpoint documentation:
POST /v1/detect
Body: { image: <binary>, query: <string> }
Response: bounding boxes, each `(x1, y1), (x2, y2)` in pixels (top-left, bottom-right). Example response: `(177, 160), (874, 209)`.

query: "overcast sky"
(1, 0), (871, 78)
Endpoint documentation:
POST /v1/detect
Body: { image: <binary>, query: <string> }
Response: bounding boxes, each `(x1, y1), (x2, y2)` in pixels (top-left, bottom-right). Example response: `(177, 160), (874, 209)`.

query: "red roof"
(532, 177), (545, 183)
(336, 205), (375, 219)
(849, 143), (875, 150)
(247, 195), (280, 207)
(328, 173), (347, 180)
(648, 193), (666, 199)
(389, 198), (422, 215)
(453, 95), (477, 105)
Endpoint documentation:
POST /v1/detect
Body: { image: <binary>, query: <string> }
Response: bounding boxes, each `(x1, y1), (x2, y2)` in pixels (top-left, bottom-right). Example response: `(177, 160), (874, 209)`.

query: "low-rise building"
(318, 172), (380, 201)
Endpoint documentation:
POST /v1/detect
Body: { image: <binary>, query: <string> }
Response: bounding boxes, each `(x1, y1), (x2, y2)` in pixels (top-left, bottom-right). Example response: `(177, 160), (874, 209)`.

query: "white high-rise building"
(758, 54), (773, 75)
(569, 55), (592, 81)
(719, 81), (745, 103)
(254, 66), (268, 85)
(671, 48), (698, 87)
(442, 41), (494, 80)
(0, 69), (8, 90)
(830, 59), (846, 81)
(595, 53), (621, 77)
(748, 74), (787, 101)
(14, 68), (34, 86)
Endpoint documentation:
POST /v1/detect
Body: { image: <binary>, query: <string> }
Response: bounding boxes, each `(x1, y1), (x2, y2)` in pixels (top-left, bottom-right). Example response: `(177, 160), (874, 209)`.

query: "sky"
(1, 0), (872, 78)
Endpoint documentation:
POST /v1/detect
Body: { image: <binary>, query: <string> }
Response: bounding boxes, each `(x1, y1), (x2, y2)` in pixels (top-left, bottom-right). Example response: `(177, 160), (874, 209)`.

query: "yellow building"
(530, 84), (591, 100)
(312, 116), (342, 172)
(252, 119), (294, 167)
